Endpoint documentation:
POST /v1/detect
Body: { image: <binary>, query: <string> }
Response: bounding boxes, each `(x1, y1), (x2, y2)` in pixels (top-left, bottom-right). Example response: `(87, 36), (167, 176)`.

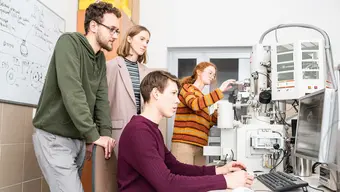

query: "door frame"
(166, 46), (252, 148)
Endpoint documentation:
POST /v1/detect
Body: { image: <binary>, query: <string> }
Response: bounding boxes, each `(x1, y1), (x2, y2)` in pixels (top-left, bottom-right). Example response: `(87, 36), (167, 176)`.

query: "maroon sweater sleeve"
(164, 147), (217, 176)
(126, 126), (227, 192)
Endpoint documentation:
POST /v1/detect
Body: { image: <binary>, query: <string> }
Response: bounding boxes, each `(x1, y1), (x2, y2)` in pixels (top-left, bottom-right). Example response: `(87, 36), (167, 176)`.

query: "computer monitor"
(294, 88), (338, 163)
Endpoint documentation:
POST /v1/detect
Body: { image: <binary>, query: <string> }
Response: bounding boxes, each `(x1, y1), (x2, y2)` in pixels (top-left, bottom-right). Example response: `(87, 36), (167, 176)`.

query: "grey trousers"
(32, 128), (86, 192)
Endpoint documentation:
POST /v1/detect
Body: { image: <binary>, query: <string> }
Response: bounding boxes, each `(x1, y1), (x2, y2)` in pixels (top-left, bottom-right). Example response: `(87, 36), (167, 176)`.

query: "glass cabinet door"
(178, 58), (197, 79)
(167, 49), (251, 153)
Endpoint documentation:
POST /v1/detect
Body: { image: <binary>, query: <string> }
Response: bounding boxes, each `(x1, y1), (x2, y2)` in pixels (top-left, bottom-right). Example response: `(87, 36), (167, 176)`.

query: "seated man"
(117, 70), (254, 192)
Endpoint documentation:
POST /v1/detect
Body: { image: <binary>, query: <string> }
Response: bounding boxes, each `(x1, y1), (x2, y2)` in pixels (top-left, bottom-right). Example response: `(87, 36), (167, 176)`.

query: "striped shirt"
(172, 84), (224, 147)
(125, 58), (141, 114)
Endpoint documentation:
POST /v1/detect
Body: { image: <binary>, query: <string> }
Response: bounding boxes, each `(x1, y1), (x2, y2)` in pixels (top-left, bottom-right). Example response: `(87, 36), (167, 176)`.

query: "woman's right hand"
(219, 79), (236, 92)
(223, 170), (254, 189)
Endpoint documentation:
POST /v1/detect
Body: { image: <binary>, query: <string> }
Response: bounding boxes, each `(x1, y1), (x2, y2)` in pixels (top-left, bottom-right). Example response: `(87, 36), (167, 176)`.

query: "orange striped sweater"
(172, 84), (224, 147)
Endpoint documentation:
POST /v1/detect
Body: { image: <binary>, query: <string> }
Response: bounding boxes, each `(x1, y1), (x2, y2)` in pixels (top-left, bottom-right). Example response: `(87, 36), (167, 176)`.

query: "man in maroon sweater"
(117, 70), (254, 192)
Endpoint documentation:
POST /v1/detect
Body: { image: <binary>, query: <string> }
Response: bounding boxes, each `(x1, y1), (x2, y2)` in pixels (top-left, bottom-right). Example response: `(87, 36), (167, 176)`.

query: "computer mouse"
(232, 187), (254, 192)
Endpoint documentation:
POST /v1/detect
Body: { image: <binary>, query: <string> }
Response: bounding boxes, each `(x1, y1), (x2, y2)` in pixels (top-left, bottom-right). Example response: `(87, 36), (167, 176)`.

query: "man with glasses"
(32, 2), (121, 192)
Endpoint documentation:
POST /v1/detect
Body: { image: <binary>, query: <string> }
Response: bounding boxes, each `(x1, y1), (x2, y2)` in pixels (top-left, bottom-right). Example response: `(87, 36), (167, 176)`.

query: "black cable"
(270, 158), (284, 172)
(231, 149), (235, 161)
(222, 149), (235, 164)
(270, 150), (289, 172)
(312, 162), (321, 174)
(256, 71), (272, 83)
(233, 107), (239, 121)
(292, 99), (299, 113)
(275, 113), (291, 127)
(291, 99), (297, 106)
(293, 105), (298, 112)
(284, 144), (293, 173)
(223, 154), (227, 165)
(274, 101), (292, 127)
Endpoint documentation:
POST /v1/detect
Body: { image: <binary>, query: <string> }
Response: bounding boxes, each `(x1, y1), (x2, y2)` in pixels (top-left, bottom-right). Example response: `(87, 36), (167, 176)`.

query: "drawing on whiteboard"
(1, 61), (9, 69)
(6, 68), (16, 85)
(0, 0), (65, 106)
(3, 56), (45, 92)
(20, 40), (28, 57)
(29, 62), (44, 91)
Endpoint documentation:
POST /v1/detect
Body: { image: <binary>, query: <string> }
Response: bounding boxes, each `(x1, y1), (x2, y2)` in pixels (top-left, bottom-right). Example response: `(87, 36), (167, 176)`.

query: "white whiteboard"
(0, 0), (65, 106)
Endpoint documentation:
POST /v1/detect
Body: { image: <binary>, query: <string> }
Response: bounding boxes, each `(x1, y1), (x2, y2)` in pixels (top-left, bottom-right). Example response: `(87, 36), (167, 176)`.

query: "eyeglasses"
(203, 69), (216, 79)
(96, 21), (120, 35)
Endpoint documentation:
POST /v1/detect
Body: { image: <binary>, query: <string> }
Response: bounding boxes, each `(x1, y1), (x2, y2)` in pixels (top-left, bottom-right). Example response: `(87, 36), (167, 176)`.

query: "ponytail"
(180, 61), (217, 86)
(180, 74), (196, 86)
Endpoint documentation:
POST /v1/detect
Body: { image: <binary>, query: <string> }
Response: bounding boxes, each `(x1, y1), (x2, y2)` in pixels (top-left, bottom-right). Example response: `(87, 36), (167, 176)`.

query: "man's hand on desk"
(93, 136), (116, 159)
(224, 170), (254, 189)
(216, 161), (247, 175)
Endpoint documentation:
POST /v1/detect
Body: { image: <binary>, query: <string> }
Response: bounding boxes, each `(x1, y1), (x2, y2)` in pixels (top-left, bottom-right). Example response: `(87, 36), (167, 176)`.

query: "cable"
(312, 162), (321, 174)
(292, 101), (299, 113)
(254, 71), (272, 83)
(286, 100), (299, 113)
(223, 149), (236, 164)
(284, 140), (293, 173)
(233, 107), (239, 121)
(231, 149), (235, 161)
(274, 101), (292, 127)
(286, 105), (296, 112)
(270, 150), (288, 172)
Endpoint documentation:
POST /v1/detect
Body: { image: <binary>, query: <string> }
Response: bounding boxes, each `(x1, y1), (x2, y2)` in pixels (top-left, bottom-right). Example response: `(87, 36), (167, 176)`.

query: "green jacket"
(33, 32), (112, 143)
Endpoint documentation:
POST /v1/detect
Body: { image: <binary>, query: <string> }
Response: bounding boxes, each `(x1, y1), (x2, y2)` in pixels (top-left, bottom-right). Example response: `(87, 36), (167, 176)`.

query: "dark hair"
(180, 61), (217, 86)
(117, 25), (151, 63)
(84, 2), (122, 34)
(140, 70), (180, 103)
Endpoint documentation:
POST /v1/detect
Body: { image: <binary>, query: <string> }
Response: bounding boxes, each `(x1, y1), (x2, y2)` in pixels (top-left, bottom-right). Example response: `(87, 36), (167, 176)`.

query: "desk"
(210, 174), (332, 192)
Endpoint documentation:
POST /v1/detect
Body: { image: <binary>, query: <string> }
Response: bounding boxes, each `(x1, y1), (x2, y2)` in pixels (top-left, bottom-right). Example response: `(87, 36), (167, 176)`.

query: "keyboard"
(257, 171), (308, 191)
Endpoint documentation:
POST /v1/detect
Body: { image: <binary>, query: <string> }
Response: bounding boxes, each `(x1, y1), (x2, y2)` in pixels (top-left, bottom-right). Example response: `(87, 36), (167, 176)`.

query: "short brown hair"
(117, 25), (151, 63)
(84, 2), (122, 34)
(140, 70), (180, 103)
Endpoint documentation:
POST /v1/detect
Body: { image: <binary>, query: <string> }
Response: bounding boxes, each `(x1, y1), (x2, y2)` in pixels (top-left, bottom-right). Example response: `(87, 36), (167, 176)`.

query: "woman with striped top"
(106, 25), (151, 156)
(171, 61), (236, 165)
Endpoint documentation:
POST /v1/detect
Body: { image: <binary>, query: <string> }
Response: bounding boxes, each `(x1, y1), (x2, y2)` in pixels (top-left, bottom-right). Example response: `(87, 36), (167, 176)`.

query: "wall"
(0, 0), (78, 192)
(140, 0), (340, 69)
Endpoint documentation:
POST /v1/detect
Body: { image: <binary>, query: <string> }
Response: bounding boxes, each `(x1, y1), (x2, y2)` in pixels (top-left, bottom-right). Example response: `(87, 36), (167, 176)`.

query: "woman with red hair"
(171, 61), (235, 165)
